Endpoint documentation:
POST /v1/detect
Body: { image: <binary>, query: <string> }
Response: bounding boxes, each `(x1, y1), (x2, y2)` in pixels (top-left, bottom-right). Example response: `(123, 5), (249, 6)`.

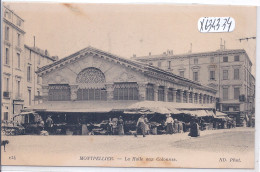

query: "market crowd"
(36, 114), (223, 137)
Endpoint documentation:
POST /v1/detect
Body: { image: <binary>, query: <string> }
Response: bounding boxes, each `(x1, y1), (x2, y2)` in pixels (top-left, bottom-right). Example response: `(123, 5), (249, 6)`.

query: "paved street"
(1, 128), (255, 168)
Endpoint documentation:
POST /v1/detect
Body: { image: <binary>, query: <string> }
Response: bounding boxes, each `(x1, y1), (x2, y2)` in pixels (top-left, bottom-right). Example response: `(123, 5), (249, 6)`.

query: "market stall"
(22, 100), (216, 135)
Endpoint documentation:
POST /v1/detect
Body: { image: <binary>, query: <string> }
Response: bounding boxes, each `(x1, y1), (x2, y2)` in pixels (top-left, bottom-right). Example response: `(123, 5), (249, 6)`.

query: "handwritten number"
(199, 17), (234, 32)
(200, 19), (205, 32)
(216, 18), (220, 30)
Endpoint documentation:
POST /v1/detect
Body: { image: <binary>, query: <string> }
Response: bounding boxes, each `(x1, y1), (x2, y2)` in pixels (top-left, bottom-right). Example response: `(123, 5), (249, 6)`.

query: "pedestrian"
(107, 118), (113, 135)
(112, 117), (118, 135)
(45, 115), (53, 134)
(189, 118), (200, 137)
(178, 121), (183, 133)
(165, 114), (174, 134)
(144, 115), (150, 135)
(173, 119), (178, 134)
(135, 115), (146, 137)
(118, 116), (124, 135)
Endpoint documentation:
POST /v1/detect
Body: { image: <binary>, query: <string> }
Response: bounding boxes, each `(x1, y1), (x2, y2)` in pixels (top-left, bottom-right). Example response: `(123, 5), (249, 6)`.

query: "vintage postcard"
(1, 2), (256, 169)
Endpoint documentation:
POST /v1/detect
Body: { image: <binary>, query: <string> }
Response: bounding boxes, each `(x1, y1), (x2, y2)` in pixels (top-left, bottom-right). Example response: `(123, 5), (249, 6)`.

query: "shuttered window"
(168, 88), (174, 102)
(223, 88), (229, 100)
(77, 88), (107, 101)
(158, 86), (165, 101)
(114, 82), (138, 100)
(48, 84), (71, 101)
(146, 84), (154, 101)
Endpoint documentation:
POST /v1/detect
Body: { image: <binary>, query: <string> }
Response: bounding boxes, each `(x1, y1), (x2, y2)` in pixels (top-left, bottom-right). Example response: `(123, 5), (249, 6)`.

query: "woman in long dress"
(118, 116), (124, 135)
(135, 115), (146, 137)
(189, 118), (200, 137)
(173, 119), (178, 134)
(165, 114), (174, 134)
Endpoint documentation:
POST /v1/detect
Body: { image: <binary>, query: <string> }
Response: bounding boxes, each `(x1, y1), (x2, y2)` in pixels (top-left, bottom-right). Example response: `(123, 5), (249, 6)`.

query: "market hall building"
(28, 47), (217, 134)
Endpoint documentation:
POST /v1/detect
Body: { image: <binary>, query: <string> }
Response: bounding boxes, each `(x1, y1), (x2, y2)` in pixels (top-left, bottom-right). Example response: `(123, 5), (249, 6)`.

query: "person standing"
(112, 117), (118, 135)
(189, 118), (200, 137)
(173, 119), (178, 134)
(107, 118), (113, 135)
(165, 114), (174, 134)
(135, 115), (146, 137)
(45, 115), (53, 134)
(144, 115), (150, 135)
(178, 121), (183, 133)
(118, 116), (124, 135)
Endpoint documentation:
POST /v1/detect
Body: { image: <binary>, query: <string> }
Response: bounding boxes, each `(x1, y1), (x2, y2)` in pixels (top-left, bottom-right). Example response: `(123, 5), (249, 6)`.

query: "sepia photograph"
(1, 2), (257, 169)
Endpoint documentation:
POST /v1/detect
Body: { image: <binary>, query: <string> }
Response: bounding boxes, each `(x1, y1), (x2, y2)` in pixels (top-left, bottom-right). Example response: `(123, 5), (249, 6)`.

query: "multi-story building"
(23, 45), (58, 109)
(1, 5), (57, 124)
(2, 5), (25, 122)
(132, 48), (255, 124)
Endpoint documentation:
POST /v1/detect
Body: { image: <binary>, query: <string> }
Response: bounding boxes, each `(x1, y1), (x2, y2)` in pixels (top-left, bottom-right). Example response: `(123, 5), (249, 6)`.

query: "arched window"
(76, 67), (107, 101)
(76, 67), (105, 84)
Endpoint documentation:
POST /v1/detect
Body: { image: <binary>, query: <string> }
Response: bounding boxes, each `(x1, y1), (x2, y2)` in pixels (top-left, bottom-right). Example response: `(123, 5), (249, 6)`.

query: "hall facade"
(35, 46), (217, 108)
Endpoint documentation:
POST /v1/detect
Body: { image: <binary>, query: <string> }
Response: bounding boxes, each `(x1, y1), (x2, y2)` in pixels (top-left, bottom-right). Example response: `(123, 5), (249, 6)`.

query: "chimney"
(220, 38), (225, 50)
(149, 52), (151, 56)
(45, 50), (49, 56)
(52, 56), (59, 61)
(189, 43), (192, 53)
(133, 54), (136, 58)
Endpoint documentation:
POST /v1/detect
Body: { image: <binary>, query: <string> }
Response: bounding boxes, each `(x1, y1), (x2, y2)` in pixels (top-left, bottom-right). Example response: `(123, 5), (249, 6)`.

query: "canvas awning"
(214, 111), (228, 119)
(27, 100), (215, 115)
(13, 111), (36, 118)
(123, 101), (183, 114)
(180, 110), (212, 117)
(27, 101), (137, 113)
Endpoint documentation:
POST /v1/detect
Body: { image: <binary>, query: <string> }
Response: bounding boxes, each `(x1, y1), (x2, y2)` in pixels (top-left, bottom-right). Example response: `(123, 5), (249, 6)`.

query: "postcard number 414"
(198, 17), (235, 33)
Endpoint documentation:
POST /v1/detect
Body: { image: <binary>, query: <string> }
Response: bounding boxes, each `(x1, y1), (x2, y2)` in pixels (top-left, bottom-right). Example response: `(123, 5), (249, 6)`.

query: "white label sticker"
(198, 17), (235, 33)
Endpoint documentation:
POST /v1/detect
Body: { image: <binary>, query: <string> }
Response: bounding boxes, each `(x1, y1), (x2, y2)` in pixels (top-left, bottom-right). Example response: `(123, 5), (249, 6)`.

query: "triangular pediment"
(37, 46), (148, 77)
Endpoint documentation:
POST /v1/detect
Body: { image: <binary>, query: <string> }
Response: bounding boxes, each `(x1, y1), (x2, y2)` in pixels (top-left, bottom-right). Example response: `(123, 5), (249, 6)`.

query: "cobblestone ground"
(1, 127), (255, 168)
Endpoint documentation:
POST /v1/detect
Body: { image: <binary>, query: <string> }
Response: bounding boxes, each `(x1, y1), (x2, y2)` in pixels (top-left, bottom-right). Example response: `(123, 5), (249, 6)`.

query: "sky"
(4, 3), (256, 75)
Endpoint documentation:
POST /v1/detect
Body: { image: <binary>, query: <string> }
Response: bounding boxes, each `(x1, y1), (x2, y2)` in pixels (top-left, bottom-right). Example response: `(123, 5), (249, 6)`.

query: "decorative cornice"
(3, 18), (25, 34)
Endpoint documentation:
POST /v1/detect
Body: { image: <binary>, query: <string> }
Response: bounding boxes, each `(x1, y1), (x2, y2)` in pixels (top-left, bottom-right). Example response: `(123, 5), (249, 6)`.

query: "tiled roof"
(24, 44), (55, 62)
